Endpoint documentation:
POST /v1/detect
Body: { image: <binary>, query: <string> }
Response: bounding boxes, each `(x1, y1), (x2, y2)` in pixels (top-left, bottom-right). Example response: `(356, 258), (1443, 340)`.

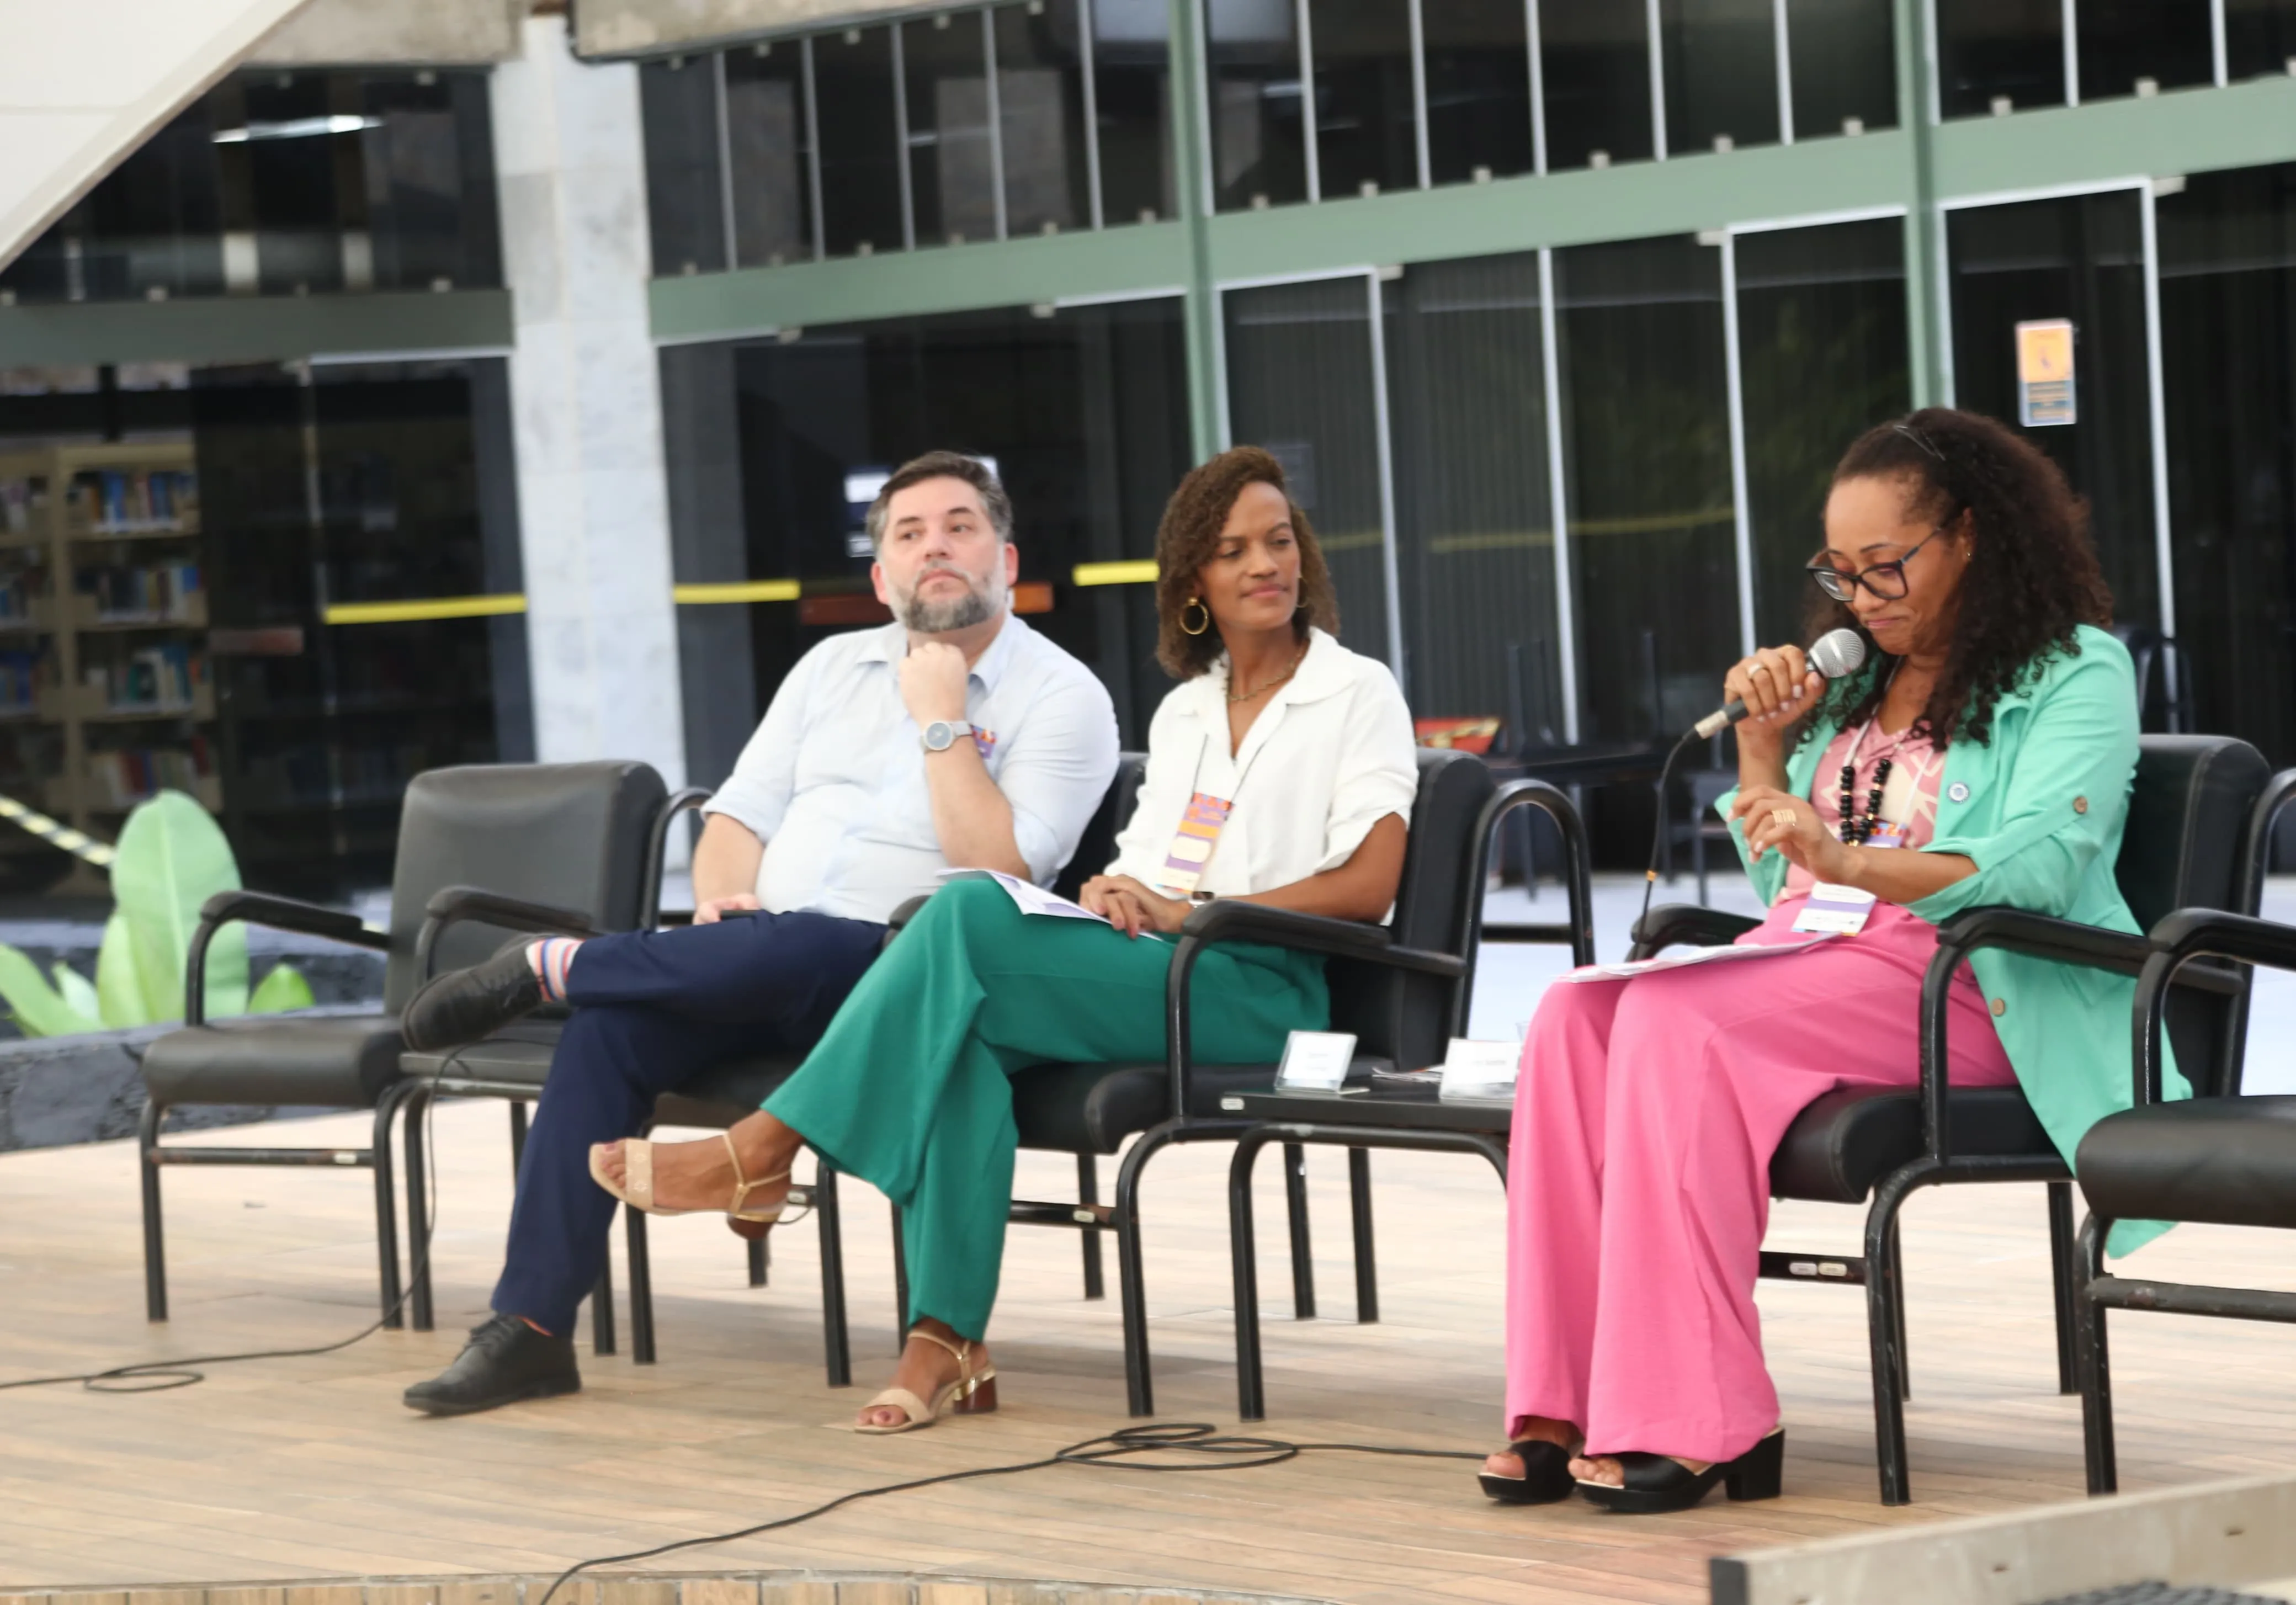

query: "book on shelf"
(83, 642), (206, 711)
(67, 469), (199, 533)
(0, 479), (35, 536)
(82, 738), (215, 810)
(83, 561), (202, 620)
(0, 649), (44, 715)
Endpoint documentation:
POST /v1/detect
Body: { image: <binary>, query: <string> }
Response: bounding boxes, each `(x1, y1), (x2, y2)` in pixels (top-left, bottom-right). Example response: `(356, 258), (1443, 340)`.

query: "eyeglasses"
(1805, 523), (1950, 602)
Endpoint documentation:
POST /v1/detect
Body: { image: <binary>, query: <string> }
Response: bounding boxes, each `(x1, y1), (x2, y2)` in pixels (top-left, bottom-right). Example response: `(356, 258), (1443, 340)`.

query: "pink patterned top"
(1781, 720), (1948, 902)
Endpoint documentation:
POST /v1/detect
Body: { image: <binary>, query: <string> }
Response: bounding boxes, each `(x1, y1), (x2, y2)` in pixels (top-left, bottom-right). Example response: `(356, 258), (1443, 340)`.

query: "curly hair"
(1152, 445), (1342, 679)
(1805, 407), (2113, 749)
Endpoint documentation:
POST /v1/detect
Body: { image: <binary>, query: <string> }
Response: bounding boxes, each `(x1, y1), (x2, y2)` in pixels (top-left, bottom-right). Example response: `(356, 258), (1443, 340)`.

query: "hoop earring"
(1181, 597), (1211, 636)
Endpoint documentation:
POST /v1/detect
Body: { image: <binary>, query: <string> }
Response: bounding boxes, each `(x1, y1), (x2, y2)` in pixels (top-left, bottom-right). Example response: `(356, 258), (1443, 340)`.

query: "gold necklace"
(1227, 645), (1308, 705)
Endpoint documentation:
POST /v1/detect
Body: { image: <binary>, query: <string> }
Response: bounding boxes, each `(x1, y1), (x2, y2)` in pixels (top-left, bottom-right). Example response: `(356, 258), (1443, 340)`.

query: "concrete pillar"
(490, 13), (687, 795)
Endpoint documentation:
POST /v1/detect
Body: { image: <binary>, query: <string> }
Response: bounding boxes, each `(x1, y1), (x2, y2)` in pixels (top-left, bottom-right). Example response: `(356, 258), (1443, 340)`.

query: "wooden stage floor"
(4, 1102), (2294, 1604)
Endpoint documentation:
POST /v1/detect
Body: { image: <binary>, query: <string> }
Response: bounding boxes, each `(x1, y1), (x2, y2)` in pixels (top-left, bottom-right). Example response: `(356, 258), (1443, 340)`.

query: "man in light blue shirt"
(397, 451), (1118, 1416)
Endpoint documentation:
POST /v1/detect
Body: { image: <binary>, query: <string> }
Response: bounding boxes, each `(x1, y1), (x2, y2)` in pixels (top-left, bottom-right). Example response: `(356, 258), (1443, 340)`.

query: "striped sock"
(528, 937), (582, 1003)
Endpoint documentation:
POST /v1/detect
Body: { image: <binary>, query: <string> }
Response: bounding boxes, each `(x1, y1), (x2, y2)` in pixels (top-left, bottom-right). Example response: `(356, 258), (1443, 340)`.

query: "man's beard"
(899, 567), (1001, 633)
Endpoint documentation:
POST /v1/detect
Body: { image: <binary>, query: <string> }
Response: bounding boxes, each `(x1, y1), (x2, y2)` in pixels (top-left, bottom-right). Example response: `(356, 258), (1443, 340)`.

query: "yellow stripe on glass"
(673, 580), (802, 604)
(1072, 561), (1159, 587)
(323, 594), (528, 625)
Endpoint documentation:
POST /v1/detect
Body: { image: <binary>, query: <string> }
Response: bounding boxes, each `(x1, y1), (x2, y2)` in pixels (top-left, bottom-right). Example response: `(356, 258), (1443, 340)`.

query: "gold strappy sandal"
(587, 1131), (802, 1226)
(853, 1328), (998, 1434)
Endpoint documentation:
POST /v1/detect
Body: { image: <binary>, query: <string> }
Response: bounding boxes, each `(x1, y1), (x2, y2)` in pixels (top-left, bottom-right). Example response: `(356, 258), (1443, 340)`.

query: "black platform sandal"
(1574, 1428), (1785, 1514)
(1477, 1439), (1578, 1505)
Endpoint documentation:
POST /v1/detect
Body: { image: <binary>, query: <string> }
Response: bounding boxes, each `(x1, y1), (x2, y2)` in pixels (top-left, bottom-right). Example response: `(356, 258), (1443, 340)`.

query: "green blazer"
(1716, 624), (2183, 1256)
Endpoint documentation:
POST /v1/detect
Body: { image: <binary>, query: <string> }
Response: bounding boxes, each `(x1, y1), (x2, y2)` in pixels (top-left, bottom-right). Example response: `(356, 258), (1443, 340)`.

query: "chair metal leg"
(508, 1100), (528, 1175)
(1889, 1216), (1909, 1401)
(1077, 1154), (1106, 1300)
(1284, 1141), (1316, 1319)
(371, 1083), (407, 1330)
(398, 1085), (434, 1332)
(591, 1251), (617, 1356)
(626, 1205), (656, 1364)
(2076, 1212), (2117, 1495)
(747, 1232), (768, 1288)
(1114, 1123), (1183, 1417)
(815, 1162), (852, 1387)
(1864, 1167), (1927, 1506)
(2048, 1180), (2079, 1395)
(890, 1203), (910, 1353)
(1230, 1132), (1272, 1421)
(1348, 1146), (1378, 1324)
(139, 1098), (168, 1322)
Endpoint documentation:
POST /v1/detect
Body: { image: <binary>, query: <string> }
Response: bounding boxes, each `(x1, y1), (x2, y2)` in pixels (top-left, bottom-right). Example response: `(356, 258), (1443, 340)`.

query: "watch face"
(923, 721), (954, 751)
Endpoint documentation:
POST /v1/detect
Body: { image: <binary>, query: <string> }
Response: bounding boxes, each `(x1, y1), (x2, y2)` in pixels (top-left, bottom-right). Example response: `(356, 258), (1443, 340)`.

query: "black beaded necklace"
(1838, 754), (1894, 846)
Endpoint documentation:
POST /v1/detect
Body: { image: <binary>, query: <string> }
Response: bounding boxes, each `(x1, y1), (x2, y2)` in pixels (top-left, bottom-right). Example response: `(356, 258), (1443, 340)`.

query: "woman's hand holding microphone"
(1721, 644), (1854, 884)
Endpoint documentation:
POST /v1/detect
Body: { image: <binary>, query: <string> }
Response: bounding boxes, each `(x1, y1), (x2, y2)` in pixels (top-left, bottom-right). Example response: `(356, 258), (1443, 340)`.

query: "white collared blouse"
(1106, 627), (1418, 902)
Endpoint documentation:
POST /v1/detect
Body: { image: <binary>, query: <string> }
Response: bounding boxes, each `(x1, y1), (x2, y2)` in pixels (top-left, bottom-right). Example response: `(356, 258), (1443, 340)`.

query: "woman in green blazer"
(1483, 408), (2180, 1516)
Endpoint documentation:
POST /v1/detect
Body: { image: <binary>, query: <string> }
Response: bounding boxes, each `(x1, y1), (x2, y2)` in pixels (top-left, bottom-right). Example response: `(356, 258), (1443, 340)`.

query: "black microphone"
(1692, 628), (1867, 739)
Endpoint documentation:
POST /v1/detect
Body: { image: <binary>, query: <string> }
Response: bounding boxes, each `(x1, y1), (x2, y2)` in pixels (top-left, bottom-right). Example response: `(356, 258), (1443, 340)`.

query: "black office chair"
(1630, 734), (2272, 1503)
(137, 760), (668, 1330)
(2074, 769), (2296, 1495)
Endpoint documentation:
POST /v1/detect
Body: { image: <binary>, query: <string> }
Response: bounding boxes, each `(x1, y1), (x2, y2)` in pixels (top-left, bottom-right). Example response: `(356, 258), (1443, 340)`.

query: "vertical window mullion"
(1367, 270), (1405, 683)
(1526, 0), (1547, 174)
(1409, 0), (1431, 189)
(2139, 182), (2179, 685)
(714, 51), (737, 269)
(1773, 0), (1794, 144)
(1537, 246), (1578, 743)
(2062, 0), (2080, 105)
(1080, 0), (1106, 227)
(1298, 0), (1321, 201)
(1646, 0), (1667, 158)
(892, 25), (916, 251)
(1720, 232), (1757, 659)
(2210, 0), (2228, 86)
(984, 9), (1008, 239)
(802, 36), (826, 259)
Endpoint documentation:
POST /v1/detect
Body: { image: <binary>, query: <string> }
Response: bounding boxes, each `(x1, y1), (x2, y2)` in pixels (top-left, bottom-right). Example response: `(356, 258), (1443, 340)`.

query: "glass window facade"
(1658, 0), (1780, 155)
(1310, 0), (1421, 198)
(1947, 192), (2160, 628)
(1937, 0), (2066, 117)
(1382, 253), (1563, 735)
(3, 69), (499, 305)
(1224, 277), (1395, 670)
(812, 29), (903, 257)
(726, 42), (815, 267)
(2228, 0), (2296, 79)
(1733, 218), (1910, 645)
(658, 299), (1192, 772)
(995, 0), (1094, 235)
(1785, 0), (1897, 137)
(1208, 0), (1311, 209)
(906, 13), (1003, 243)
(1538, 0), (1656, 171)
(2077, 0), (2213, 100)
(640, 56), (729, 277)
(1422, 0), (1532, 184)
(1092, 0), (1177, 221)
(1554, 236), (1736, 742)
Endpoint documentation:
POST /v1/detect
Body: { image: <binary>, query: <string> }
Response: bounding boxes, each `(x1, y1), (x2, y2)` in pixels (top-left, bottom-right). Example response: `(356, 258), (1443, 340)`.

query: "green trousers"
(764, 877), (1329, 1340)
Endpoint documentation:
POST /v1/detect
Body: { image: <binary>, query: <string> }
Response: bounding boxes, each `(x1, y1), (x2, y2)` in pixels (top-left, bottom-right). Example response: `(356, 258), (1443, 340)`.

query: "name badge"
(1274, 1030), (1358, 1094)
(1438, 1037), (1520, 1104)
(1156, 791), (1233, 898)
(1793, 881), (1878, 935)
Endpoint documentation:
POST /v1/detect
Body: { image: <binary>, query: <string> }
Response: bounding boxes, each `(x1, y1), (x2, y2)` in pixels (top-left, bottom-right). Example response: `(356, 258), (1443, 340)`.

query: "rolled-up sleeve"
(1314, 663), (1420, 873)
(1910, 650), (2140, 924)
(998, 664), (1121, 885)
(702, 646), (817, 842)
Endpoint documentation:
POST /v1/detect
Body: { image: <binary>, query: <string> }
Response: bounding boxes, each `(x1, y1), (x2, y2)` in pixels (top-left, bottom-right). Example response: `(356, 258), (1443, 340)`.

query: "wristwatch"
(920, 720), (976, 753)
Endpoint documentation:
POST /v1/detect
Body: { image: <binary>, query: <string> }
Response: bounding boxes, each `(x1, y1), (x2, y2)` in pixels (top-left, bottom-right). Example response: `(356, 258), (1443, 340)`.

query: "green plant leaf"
(248, 963), (315, 1015)
(0, 943), (100, 1037)
(110, 790), (246, 1023)
(95, 911), (152, 1028)
(51, 962), (99, 1024)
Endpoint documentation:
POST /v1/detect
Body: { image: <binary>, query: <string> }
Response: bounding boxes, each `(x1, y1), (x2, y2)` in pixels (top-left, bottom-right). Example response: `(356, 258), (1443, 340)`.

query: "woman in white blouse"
(590, 445), (1419, 1434)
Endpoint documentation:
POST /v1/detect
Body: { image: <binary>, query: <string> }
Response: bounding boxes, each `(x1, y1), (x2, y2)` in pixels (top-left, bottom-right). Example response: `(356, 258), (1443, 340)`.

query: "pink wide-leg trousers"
(1502, 898), (2018, 1464)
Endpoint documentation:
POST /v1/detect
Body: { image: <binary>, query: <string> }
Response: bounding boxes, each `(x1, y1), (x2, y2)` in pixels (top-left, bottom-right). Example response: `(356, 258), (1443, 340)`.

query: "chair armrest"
(2134, 908), (2296, 1104)
(1630, 903), (1760, 959)
(644, 787), (713, 924)
(887, 894), (932, 940)
(415, 885), (600, 985)
(1934, 905), (2152, 975)
(185, 891), (388, 1027)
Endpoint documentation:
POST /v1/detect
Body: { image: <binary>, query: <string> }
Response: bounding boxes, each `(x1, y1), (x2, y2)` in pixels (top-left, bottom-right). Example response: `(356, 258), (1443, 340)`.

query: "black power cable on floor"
(0, 1048), (459, 1395)
(530, 1423), (1486, 1605)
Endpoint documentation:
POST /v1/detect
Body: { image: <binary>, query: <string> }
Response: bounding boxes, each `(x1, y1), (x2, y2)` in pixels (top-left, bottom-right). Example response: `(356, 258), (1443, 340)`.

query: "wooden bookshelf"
(0, 439), (216, 884)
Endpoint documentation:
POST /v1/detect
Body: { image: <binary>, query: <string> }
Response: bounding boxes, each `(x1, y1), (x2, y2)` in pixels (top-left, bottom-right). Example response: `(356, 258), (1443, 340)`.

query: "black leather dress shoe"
(400, 944), (544, 1051)
(404, 1314), (580, 1416)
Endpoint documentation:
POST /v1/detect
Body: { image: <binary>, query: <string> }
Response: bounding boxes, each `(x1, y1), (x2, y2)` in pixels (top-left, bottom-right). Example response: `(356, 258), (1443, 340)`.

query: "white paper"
(1554, 934), (1837, 984)
(1274, 1029), (1358, 1092)
(939, 868), (1110, 924)
(1438, 1037), (1521, 1103)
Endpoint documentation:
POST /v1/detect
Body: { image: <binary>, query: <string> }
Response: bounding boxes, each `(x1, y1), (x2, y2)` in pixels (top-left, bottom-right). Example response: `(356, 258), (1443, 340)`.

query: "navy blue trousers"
(490, 910), (885, 1333)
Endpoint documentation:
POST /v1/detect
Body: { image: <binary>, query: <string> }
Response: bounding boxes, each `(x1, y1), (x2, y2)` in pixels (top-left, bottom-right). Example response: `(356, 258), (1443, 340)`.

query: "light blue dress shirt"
(703, 614), (1120, 925)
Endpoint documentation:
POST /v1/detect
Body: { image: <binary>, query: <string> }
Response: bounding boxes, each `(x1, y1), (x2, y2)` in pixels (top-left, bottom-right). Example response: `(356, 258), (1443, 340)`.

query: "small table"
(1222, 1083), (1512, 1420)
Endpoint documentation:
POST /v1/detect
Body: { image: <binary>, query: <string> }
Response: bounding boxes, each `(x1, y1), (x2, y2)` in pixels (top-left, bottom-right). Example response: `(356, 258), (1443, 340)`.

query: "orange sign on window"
(2016, 319), (2076, 427)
